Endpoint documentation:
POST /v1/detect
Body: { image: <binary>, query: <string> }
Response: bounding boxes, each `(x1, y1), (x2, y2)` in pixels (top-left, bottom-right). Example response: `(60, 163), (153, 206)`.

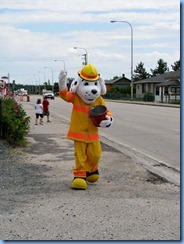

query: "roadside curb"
(101, 136), (180, 187)
(105, 99), (180, 108)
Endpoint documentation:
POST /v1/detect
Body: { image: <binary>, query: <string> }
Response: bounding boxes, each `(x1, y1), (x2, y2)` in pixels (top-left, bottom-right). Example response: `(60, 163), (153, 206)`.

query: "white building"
(133, 71), (180, 103)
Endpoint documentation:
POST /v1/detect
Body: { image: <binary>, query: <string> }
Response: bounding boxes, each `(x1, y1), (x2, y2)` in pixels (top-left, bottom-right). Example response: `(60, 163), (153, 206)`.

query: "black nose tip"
(91, 89), (97, 94)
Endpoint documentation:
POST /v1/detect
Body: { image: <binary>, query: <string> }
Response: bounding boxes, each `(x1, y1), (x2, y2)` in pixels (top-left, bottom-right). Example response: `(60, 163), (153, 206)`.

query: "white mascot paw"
(59, 70), (67, 90)
(99, 115), (114, 128)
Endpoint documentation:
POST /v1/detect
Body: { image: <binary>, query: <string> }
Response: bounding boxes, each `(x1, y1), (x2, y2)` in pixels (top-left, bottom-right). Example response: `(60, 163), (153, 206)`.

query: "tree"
(112, 76), (119, 80)
(171, 59), (180, 71)
(150, 59), (169, 76)
(43, 82), (47, 89)
(133, 62), (151, 81)
(53, 82), (59, 93)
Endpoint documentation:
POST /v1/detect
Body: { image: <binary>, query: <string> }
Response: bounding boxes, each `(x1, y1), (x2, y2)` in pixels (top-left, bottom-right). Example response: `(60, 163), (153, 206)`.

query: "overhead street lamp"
(33, 74), (40, 94)
(37, 72), (41, 94)
(44, 66), (54, 92)
(54, 59), (66, 71)
(110, 20), (134, 100)
(30, 76), (35, 93)
(74, 47), (88, 65)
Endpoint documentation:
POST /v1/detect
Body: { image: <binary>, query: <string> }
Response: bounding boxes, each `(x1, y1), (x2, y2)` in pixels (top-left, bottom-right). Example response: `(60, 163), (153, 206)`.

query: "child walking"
(35, 98), (43, 125)
(42, 96), (50, 122)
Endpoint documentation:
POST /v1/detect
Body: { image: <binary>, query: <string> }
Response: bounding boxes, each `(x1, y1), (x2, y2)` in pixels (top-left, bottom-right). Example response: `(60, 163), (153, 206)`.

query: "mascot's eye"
(84, 82), (89, 86)
(95, 81), (98, 86)
(74, 81), (78, 85)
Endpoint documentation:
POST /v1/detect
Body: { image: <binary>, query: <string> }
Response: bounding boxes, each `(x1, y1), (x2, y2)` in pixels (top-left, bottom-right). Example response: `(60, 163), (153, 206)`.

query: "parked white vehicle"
(43, 90), (54, 99)
(16, 88), (28, 96)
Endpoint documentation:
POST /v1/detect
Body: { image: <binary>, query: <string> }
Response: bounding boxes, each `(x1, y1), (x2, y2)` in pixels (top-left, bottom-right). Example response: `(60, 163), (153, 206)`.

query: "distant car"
(14, 91), (19, 96)
(43, 90), (54, 99)
(17, 89), (28, 96)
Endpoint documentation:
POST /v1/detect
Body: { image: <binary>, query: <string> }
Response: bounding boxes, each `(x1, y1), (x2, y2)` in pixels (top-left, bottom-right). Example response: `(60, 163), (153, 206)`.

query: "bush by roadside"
(143, 92), (155, 102)
(0, 96), (30, 146)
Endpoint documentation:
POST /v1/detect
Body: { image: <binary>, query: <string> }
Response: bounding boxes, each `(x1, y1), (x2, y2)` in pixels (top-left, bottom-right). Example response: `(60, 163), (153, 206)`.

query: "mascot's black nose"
(91, 89), (97, 94)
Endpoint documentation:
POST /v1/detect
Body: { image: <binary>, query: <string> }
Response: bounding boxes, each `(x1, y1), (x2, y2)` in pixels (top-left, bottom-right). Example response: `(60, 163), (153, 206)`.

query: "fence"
(103, 93), (144, 101)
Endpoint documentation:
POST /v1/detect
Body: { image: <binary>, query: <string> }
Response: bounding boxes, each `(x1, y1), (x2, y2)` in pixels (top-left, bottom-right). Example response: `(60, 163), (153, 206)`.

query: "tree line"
(104, 58), (180, 98)
(132, 58), (180, 82)
(6, 58), (180, 94)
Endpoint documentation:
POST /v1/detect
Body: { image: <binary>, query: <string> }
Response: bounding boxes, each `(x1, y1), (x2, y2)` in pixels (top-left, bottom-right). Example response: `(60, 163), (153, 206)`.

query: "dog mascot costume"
(59, 64), (114, 190)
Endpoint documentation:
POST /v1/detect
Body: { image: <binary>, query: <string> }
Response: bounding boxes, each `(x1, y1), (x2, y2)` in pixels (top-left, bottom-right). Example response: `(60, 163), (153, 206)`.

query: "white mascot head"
(69, 64), (106, 104)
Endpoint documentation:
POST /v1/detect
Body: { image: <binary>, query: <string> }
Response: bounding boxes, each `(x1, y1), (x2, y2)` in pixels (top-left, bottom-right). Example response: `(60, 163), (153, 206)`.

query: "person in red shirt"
(42, 96), (50, 122)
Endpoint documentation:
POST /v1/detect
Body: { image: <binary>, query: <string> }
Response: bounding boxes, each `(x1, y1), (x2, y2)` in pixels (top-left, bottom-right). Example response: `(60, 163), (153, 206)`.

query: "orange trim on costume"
(68, 92), (74, 102)
(73, 105), (90, 113)
(59, 90), (74, 102)
(80, 70), (98, 80)
(68, 131), (99, 141)
(88, 134), (99, 140)
(74, 171), (86, 177)
(107, 109), (112, 117)
(68, 131), (85, 139)
(59, 90), (67, 96)
(107, 112), (112, 117)
(91, 166), (98, 173)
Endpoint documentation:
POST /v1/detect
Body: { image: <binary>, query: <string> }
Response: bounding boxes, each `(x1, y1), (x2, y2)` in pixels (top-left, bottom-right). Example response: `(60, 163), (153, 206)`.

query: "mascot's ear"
(99, 77), (107, 95)
(69, 78), (80, 93)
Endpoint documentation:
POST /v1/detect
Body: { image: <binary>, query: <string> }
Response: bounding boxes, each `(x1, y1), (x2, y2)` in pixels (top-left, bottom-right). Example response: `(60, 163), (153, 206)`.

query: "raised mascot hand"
(59, 70), (67, 91)
(99, 76), (106, 95)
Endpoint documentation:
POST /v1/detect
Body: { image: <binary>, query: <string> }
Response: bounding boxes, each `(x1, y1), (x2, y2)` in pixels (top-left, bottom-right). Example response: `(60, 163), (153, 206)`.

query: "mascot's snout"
(91, 89), (97, 94)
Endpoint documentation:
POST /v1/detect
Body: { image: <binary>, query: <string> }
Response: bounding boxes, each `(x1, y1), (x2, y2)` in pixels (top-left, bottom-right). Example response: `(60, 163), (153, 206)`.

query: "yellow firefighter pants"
(73, 140), (102, 177)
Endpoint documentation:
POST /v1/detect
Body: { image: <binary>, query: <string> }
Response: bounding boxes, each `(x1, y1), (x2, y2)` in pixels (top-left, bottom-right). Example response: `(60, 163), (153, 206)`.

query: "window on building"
(142, 84), (146, 93)
(164, 87), (168, 95)
(176, 87), (180, 94)
(156, 87), (159, 95)
(148, 84), (151, 92)
(171, 87), (180, 95)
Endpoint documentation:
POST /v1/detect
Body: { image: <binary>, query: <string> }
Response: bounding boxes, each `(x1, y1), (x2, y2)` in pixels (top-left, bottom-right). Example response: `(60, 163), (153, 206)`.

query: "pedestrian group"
(35, 96), (50, 125)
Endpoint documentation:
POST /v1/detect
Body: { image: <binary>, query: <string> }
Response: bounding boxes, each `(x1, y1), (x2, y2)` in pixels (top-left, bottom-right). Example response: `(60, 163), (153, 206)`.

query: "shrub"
(0, 96), (30, 145)
(143, 92), (155, 102)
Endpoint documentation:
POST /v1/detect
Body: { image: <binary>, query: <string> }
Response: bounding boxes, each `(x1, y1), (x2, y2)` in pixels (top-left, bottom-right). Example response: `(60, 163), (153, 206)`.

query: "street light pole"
(44, 66), (54, 92)
(110, 20), (134, 100)
(54, 59), (66, 71)
(37, 72), (41, 95)
(74, 47), (88, 65)
(33, 74), (39, 94)
(30, 76), (34, 93)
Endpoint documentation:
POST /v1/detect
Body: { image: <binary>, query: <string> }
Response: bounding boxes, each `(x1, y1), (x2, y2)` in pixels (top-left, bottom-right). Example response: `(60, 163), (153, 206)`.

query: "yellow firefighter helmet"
(78, 64), (99, 81)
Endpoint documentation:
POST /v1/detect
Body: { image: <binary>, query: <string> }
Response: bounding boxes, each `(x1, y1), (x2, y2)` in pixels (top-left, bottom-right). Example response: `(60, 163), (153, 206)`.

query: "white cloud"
(0, 0), (179, 24)
(0, 0), (179, 11)
(0, 0), (180, 82)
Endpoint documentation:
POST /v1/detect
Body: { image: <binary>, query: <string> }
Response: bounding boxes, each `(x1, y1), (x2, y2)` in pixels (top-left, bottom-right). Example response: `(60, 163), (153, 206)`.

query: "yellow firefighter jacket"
(59, 89), (112, 143)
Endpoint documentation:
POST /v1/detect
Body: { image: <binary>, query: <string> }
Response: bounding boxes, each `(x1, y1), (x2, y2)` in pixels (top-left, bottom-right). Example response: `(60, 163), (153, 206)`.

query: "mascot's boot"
(86, 170), (99, 183)
(72, 178), (87, 190)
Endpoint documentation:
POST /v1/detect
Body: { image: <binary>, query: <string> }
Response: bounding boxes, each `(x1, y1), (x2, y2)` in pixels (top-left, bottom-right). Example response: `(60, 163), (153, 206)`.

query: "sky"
(0, 0), (180, 86)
